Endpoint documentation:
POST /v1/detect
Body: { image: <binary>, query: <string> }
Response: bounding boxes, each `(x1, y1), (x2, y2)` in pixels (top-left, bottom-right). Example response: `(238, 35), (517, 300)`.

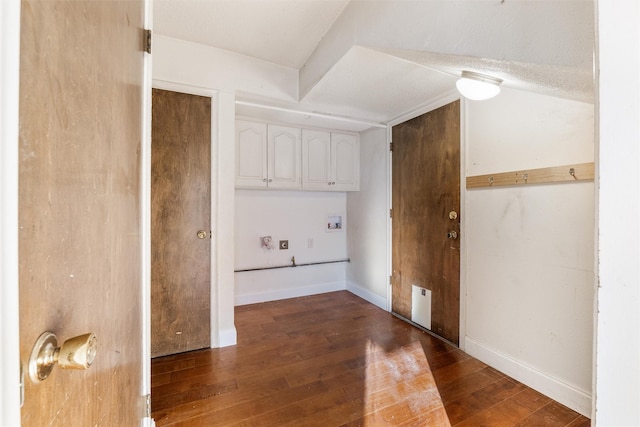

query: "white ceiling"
(154, 0), (595, 131)
(154, 0), (350, 69)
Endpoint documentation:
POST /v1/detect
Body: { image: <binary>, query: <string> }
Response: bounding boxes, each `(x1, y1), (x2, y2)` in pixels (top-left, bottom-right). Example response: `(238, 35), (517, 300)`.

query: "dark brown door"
(391, 101), (461, 345)
(151, 89), (211, 357)
(19, 1), (145, 424)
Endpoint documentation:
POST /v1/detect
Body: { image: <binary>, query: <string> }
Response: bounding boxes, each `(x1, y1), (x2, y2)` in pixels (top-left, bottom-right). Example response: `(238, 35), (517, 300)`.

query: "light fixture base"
(456, 71), (503, 101)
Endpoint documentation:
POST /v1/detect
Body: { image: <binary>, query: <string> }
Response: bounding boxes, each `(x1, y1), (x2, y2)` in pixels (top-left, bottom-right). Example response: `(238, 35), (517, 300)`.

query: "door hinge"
(145, 393), (151, 417)
(389, 275), (393, 285)
(389, 208), (393, 219)
(144, 29), (152, 54)
(389, 142), (394, 152)
(20, 362), (24, 407)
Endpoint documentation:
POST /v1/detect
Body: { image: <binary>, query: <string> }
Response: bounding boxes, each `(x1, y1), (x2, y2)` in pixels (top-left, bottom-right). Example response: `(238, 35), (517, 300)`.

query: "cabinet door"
(331, 132), (360, 191)
(236, 120), (267, 188)
(302, 129), (332, 190)
(268, 125), (301, 189)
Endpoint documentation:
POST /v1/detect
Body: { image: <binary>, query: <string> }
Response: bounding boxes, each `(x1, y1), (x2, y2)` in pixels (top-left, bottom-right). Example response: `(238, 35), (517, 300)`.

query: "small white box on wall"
(326, 214), (343, 232)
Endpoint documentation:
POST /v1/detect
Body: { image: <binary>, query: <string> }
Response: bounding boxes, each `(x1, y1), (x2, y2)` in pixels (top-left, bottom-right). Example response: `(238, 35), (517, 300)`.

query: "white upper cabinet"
(267, 125), (301, 189)
(301, 129), (331, 190)
(235, 120), (268, 188)
(331, 132), (359, 191)
(237, 120), (359, 191)
(235, 121), (301, 189)
(302, 130), (359, 191)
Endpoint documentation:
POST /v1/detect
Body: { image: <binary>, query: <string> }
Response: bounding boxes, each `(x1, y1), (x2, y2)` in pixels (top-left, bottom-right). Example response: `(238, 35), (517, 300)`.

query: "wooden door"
(151, 89), (211, 358)
(18, 1), (145, 425)
(391, 101), (461, 345)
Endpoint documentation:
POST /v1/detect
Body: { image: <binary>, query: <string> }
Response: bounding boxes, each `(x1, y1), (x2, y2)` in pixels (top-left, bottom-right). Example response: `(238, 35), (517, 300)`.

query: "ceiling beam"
(300, 0), (594, 100)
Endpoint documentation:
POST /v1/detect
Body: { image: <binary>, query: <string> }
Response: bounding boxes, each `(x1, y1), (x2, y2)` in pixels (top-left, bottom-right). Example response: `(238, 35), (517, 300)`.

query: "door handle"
(28, 332), (97, 383)
(197, 230), (207, 239)
(447, 230), (458, 240)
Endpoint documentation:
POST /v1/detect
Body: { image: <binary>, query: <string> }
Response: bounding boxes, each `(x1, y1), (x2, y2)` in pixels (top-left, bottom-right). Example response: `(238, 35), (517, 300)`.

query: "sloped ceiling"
(154, 0), (595, 128)
(153, 0), (350, 69)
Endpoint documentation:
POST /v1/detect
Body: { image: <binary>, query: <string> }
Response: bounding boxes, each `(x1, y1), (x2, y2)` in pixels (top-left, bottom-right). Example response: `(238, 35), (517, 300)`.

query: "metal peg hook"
(569, 168), (577, 179)
(523, 173), (528, 183)
(488, 176), (494, 186)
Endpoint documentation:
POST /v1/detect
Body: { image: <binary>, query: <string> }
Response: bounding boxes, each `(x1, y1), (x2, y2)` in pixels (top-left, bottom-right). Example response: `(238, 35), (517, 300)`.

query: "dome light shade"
(456, 71), (502, 101)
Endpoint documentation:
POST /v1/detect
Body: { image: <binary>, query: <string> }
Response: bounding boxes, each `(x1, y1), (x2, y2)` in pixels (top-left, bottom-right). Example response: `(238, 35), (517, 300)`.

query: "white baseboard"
(464, 337), (592, 417)
(346, 281), (388, 310)
(235, 281), (346, 306)
(216, 327), (237, 348)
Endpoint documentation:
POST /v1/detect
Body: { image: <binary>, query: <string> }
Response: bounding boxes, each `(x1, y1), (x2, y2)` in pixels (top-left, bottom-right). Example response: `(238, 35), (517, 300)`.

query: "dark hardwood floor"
(151, 291), (590, 426)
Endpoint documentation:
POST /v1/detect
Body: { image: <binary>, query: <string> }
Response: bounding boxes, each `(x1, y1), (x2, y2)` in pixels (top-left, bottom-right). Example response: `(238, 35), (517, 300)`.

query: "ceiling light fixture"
(456, 71), (502, 101)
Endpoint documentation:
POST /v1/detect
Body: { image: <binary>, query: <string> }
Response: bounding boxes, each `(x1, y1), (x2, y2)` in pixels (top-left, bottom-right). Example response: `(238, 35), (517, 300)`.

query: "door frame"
(0, 0), (21, 424)
(150, 79), (230, 349)
(141, 0), (152, 413)
(386, 90), (468, 350)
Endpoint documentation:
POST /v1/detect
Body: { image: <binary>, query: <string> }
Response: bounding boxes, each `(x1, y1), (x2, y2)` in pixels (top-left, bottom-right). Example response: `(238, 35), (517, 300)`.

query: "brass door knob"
(447, 230), (458, 240)
(197, 230), (207, 239)
(28, 332), (97, 383)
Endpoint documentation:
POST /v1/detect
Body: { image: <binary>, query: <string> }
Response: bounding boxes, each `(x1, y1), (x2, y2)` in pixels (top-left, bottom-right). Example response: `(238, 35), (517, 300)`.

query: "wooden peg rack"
(466, 162), (595, 189)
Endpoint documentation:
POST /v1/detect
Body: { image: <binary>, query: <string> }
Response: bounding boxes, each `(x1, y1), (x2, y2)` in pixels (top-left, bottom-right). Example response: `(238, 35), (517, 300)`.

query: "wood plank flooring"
(151, 291), (590, 426)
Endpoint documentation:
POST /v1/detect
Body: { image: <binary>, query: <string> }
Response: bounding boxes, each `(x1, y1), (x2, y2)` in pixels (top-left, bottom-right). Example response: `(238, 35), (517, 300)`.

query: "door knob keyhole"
(28, 332), (97, 383)
(447, 230), (458, 240)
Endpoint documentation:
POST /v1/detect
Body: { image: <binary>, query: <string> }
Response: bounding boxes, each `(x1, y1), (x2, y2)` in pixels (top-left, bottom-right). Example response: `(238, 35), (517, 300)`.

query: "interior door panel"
(391, 101), (461, 345)
(151, 89), (211, 358)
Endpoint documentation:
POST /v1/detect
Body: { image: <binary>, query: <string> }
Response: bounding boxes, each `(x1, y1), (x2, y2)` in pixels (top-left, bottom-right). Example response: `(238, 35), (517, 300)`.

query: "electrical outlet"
(279, 240), (288, 250)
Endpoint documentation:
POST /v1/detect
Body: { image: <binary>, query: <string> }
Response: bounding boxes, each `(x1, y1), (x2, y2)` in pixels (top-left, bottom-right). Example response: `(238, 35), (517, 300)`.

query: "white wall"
(213, 92), (238, 347)
(234, 189), (348, 304)
(153, 35), (297, 102)
(464, 88), (595, 416)
(346, 127), (389, 309)
(595, 1), (640, 425)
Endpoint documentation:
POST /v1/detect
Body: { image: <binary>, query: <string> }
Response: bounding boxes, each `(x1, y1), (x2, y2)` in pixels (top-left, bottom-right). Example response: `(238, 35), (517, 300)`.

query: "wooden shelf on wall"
(466, 162), (595, 189)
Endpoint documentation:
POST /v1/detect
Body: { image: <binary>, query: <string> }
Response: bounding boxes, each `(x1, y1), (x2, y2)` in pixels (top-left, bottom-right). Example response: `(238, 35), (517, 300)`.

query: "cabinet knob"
(268, 179), (272, 182)
(262, 178), (267, 182)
